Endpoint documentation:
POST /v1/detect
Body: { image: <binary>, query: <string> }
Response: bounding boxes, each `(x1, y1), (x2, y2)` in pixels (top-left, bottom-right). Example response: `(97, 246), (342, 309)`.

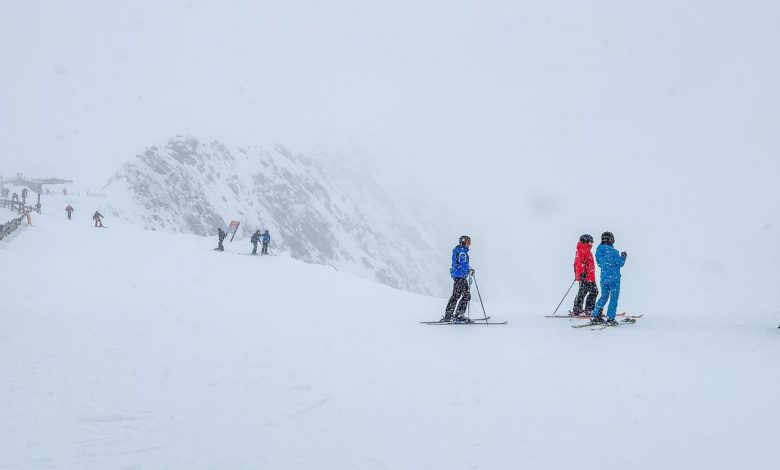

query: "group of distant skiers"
(442, 231), (628, 326)
(62, 205), (104, 227)
(215, 227), (270, 255)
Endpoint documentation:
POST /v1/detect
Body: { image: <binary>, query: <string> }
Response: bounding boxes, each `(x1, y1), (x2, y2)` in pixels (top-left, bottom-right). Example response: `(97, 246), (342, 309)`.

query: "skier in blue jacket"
(261, 229), (271, 255)
(443, 235), (474, 322)
(591, 231), (627, 326)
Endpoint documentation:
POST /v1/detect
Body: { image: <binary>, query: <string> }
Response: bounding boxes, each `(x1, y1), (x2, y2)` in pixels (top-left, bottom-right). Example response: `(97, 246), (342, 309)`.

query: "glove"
(469, 268), (475, 275)
(621, 251), (627, 258)
(579, 272), (586, 281)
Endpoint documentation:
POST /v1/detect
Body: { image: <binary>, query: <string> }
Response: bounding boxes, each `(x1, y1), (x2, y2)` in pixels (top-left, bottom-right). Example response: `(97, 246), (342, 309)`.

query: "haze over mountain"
(103, 136), (448, 296)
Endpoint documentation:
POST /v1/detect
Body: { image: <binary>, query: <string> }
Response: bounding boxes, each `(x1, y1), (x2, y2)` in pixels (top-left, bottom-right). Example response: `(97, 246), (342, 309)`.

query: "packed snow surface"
(1, 212), (779, 469)
(0, 207), (16, 221)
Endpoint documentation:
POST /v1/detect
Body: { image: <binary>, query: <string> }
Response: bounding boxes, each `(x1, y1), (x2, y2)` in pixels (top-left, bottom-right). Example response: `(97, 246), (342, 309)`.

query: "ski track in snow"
(1, 210), (780, 469)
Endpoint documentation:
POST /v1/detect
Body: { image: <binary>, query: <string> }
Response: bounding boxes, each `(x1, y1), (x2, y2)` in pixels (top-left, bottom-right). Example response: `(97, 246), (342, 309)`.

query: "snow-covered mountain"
(103, 136), (446, 296)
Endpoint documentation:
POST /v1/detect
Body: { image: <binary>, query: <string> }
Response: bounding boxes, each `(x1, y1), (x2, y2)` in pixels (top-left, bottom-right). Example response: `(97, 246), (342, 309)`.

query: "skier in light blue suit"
(591, 231), (627, 325)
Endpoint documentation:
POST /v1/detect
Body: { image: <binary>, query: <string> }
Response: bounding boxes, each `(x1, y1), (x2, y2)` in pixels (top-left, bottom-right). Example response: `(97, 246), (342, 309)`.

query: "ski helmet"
(579, 234), (594, 244)
(459, 235), (471, 246)
(601, 231), (615, 245)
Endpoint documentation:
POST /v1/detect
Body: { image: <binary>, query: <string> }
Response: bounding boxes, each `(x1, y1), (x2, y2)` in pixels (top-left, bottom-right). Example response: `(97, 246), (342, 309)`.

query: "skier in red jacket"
(572, 234), (599, 316)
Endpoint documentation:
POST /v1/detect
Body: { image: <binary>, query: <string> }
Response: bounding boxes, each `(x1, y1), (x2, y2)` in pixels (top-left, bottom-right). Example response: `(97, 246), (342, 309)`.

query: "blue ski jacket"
(262, 231), (270, 243)
(450, 245), (470, 279)
(595, 243), (626, 282)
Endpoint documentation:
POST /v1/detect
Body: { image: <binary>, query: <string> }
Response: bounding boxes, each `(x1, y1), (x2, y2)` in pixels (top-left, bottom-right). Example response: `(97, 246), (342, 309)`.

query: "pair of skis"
(547, 312), (643, 319)
(571, 317), (639, 330)
(420, 316), (508, 325)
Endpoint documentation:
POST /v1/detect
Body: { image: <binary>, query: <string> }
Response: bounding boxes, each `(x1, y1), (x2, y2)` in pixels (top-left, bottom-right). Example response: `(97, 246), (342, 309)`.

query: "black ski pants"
(445, 278), (471, 318)
(572, 281), (599, 314)
(252, 241), (258, 254)
(261, 241), (269, 254)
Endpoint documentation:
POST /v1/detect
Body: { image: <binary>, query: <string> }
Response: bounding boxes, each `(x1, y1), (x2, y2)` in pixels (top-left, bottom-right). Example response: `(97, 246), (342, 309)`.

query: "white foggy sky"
(2, 0), (779, 307)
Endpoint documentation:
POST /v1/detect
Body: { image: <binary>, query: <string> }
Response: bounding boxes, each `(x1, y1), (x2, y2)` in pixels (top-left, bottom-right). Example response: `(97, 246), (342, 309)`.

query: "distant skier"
(591, 232), (627, 326)
(572, 234), (598, 316)
(215, 228), (226, 251)
(21, 187), (28, 202)
(65, 205), (74, 220)
(261, 229), (270, 255)
(92, 211), (104, 227)
(443, 235), (474, 323)
(250, 229), (261, 254)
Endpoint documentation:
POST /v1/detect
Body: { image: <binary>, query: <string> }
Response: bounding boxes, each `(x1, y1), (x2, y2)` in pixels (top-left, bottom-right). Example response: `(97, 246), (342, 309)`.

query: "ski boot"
(441, 315), (454, 323)
(589, 315), (605, 325)
(605, 318), (620, 327)
(453, 315), (473, 324)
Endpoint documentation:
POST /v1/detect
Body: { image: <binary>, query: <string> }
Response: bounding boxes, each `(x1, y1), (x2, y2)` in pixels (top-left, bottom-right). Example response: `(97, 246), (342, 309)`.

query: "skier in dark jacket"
(215, 228), (226, 251)
(443, 235), (474, 322)
(250, 230), (261, 254)
(591, 231), (627, 326)
(572, 234), (598, 316)
(92, 211), (104, 227)
(261, 229), (270, 255)
(65, 205), (74, 220)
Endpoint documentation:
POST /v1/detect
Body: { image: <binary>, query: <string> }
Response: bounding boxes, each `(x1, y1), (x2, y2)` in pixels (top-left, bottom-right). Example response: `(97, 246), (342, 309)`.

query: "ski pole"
(471, 273), (489, 325)
(551, 279), (577, 317)
(466, 274), (473, 320)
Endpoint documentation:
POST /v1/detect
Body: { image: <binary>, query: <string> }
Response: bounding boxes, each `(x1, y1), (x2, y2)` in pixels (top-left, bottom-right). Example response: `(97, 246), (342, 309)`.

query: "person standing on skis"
(443, 235), (474, 323)
(250, 229), (261, 254)
(591, 231), (627, 326)
(215, 228), (226, 251)
(261, 229), (270, 255)
(92, 211), (104, 227)
(65, 205), (74, 220)
(572, 234), (598, 316)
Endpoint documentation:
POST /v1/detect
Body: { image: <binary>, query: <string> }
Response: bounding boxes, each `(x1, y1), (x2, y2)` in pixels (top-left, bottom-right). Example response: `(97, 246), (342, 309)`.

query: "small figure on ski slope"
(443, 235), (474, 323)
(591, 231), (627, 326)
(215, 228), (226, 251)
(65, 205), (74, 220)
(261, 229), (270, 255)
(250, 229), (262, 254)
(92, 211), (104, 227)
(572, 234), (598, 316)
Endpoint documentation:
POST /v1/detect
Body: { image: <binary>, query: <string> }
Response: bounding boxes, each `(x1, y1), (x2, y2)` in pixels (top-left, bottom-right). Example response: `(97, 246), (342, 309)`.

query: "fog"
(2, 0), (778, 311)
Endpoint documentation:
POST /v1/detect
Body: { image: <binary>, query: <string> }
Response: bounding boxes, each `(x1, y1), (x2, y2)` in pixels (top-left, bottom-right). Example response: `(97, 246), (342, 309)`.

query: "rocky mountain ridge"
(104, 136), (447, 296)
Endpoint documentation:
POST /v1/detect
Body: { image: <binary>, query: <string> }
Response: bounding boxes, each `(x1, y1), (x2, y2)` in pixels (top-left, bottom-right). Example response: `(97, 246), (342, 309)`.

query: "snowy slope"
(2, 211), (780, 469)
(102, 136), (446, 296)
(0, 207), (16, 221)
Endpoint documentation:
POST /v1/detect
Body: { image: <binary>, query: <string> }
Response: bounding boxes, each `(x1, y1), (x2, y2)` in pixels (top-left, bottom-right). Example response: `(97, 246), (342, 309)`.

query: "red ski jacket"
(573, 241), (596, 282)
